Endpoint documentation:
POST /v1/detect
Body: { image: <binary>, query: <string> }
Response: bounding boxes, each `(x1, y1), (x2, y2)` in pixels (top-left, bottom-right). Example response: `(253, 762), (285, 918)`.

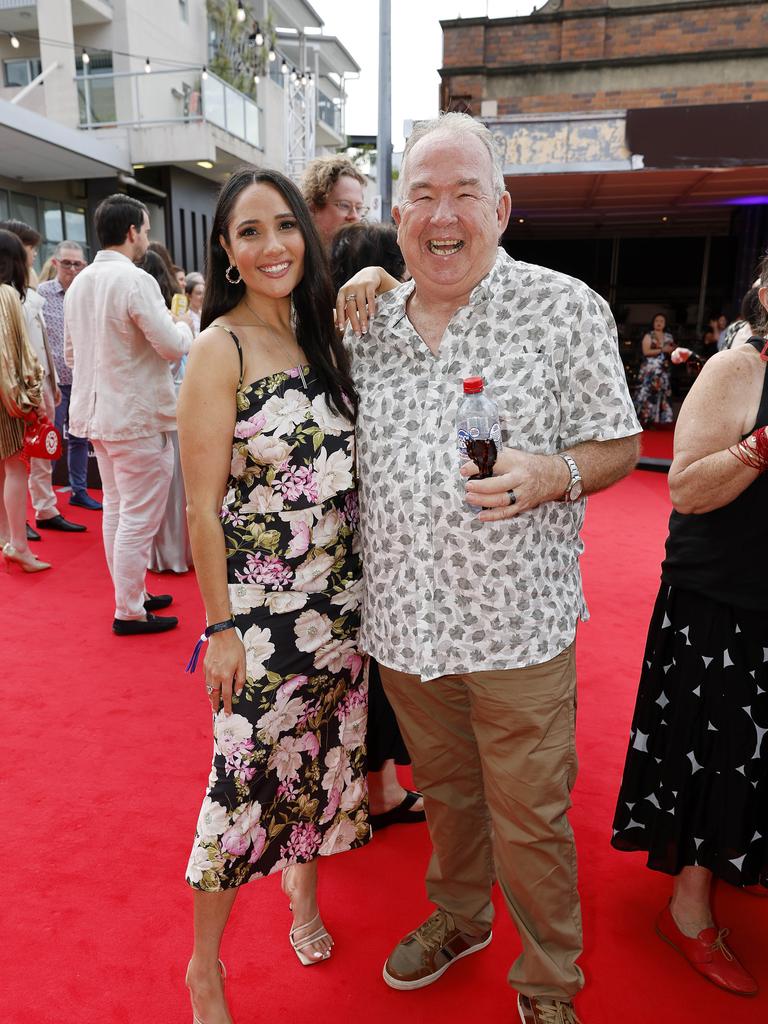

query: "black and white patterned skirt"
(611, 583), (767, 888)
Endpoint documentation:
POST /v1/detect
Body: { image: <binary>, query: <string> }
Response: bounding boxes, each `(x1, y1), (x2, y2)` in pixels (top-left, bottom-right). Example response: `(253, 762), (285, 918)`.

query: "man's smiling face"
(393, 132), (511, 302)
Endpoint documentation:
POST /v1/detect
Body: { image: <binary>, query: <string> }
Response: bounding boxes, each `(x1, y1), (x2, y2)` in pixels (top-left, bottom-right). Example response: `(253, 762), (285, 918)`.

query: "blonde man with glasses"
(302, 155), (368, 248)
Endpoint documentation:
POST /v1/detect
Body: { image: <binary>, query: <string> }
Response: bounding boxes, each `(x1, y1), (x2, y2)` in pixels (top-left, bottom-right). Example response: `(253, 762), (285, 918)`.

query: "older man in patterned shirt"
(38, 241), (102, 511)
(345, 113), (641, 1024)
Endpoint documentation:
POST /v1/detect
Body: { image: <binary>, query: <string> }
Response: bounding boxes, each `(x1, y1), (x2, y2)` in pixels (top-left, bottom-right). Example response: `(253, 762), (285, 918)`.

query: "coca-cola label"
(457, 421), (501, 457)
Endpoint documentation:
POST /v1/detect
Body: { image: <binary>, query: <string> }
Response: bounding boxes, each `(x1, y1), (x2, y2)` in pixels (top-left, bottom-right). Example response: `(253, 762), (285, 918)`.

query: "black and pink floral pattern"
(186, 365), (369, 892)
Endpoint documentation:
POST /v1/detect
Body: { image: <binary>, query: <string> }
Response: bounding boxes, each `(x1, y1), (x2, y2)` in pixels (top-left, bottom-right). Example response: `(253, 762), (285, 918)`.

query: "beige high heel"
(185, 959), (228, 1024)
(281, 866), (333, 966)
(2, 543), (51, 573)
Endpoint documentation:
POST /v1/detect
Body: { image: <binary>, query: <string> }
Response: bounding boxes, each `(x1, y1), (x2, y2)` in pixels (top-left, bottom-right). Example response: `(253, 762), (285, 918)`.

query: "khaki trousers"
(380, 643), (584, 1000)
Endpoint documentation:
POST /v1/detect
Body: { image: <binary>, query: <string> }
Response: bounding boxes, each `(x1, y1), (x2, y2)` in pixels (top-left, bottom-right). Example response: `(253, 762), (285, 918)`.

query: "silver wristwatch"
(559, 454), (583, 502)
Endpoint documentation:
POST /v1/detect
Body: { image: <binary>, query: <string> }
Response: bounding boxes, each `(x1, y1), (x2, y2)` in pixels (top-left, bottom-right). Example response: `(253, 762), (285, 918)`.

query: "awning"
(0, 98), (131, 181)
(503, 165), (768, 236)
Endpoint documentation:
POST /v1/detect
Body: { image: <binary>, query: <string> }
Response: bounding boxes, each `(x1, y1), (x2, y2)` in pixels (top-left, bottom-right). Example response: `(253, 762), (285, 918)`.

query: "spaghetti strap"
(213, 323), (244, 388)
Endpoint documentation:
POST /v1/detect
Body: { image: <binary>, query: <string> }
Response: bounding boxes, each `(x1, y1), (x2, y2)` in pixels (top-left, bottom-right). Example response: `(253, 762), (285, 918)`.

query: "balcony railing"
(317, 90), (342, 135)
(75, 65), (262, 150)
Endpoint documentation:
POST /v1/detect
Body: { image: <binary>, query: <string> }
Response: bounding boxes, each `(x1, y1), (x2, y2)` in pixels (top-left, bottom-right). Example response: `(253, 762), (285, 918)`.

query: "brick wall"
(465, 3), (768, 67)
(441, 2), (768, 114)
(497, 80), (768, 114)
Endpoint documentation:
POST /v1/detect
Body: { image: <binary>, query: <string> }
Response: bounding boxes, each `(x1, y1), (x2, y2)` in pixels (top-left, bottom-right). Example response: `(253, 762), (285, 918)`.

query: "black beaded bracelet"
(205, 618), (236, 638)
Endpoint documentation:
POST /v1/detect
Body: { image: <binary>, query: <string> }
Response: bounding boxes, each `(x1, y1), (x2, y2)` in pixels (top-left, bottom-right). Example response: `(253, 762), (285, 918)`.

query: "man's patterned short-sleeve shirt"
(348, 248), (640, 682)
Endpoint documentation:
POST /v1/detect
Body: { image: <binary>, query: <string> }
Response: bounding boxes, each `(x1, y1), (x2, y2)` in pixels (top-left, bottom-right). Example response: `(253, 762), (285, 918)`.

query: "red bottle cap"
(463, 376), (484, 394)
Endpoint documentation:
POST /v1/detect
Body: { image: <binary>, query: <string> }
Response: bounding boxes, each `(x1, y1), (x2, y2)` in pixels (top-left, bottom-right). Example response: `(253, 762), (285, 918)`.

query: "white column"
(37, 0), (80, 128)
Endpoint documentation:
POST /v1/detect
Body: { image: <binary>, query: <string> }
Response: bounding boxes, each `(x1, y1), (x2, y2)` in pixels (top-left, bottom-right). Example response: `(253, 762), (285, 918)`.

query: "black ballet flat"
(370, 790), (426, 832)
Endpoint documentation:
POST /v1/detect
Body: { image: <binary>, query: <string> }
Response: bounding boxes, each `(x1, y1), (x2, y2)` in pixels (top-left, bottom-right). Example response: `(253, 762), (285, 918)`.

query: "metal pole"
(696, 234), (711, 335)
(608, 236), (620, 308)
(377, 0), (392, 222)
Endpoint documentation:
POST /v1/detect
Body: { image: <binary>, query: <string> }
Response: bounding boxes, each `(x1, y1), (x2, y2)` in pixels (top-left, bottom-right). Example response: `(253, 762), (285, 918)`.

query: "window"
(9, 191), (39, 231)
(76, 52), (116, 126)
(0, 191), (91, 268)
(3, 58), (42, 88)
(63, 206), (88, 247)
(42, 200), (64, 247)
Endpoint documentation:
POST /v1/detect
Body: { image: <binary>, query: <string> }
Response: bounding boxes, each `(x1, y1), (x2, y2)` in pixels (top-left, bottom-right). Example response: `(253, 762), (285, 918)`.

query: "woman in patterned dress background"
(179, 169), (369, 1024)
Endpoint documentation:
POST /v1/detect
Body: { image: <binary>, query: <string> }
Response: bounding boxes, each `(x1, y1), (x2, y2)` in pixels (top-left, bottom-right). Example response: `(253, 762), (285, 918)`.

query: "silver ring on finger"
(507, 489), (516, 506)
(344, 293), (357, 303)
(206, 684), (220, 695)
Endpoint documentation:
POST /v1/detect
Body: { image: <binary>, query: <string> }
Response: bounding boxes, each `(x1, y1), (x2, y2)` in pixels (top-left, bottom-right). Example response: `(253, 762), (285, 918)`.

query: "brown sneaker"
(518, 994), (582, 1024)
(382, 908), (492, 991)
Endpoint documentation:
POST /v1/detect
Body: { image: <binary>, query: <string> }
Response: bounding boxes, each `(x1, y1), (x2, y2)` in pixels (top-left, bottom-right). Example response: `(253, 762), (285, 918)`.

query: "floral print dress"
(187, 337), (369, 892)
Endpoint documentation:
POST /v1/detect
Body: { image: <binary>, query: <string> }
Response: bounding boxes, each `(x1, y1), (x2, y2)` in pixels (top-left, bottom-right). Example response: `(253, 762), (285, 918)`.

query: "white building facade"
(0, 0), (359, 270)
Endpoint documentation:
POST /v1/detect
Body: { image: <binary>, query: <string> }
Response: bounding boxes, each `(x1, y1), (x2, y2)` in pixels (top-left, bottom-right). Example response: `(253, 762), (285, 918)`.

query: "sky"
(310, 0), (537, 150)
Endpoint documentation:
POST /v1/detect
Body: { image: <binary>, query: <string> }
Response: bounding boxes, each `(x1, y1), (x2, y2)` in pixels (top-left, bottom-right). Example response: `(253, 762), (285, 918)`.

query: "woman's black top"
(662, 337), (768, 611)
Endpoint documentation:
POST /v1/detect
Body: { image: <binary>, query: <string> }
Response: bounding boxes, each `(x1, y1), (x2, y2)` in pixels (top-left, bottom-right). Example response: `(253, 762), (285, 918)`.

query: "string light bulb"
(255, 24), (264, 46)
(144, 57), (151, 73)
(82, 49), (90, 65)
(290, 67), (297, 82)
(268, 48), (276, 62)
(10, 33), (20, 48)
(236, 1), (246, 22)
(300, 71), (308, 85)
(280, 59), (288, 74)
(201, 65), (208, 80)
(253, 72), (260, 84)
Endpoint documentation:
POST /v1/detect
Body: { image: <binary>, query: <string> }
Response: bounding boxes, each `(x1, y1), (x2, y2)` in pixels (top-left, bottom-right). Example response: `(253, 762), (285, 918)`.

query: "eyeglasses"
(330, 201), (369, 217)
(58, 259), (86, 269)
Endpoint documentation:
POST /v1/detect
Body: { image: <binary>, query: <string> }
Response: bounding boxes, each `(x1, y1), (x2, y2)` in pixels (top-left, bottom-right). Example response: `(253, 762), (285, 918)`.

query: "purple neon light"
(722, 195), (768, 206)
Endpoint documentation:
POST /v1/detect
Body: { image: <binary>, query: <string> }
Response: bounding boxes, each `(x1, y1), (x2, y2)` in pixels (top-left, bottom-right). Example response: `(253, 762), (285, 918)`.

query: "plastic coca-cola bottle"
(457, 376), (501, 507)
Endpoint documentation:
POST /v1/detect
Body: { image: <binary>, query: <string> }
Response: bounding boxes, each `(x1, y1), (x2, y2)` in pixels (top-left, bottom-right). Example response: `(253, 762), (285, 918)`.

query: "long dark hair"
(755, 251), (768, 337)
(141, 249), (178, 308)
(202, 167), (357, 418)
(330, 222), (405, 293)
(0, 229), (28, 298)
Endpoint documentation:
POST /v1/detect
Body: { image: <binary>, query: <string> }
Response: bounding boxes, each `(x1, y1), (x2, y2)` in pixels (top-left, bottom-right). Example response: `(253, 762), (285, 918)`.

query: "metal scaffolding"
(284, 77), (315, 182)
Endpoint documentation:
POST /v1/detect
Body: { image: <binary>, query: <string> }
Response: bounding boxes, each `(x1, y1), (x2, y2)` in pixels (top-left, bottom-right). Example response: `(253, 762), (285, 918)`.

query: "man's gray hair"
(54, 239), (85, 257)
(398, 112), (506, 202)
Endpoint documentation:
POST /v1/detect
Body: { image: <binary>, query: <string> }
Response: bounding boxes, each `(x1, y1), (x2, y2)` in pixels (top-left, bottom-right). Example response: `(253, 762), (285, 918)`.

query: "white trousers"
(28, 381), (58, 520)
(92, 433), (174, 620)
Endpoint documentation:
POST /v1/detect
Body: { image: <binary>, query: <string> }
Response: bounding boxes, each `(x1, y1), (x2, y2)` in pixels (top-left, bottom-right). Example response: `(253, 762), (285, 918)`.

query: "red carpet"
(1, 475), (765, 1023)
(639, 426), (674, 461)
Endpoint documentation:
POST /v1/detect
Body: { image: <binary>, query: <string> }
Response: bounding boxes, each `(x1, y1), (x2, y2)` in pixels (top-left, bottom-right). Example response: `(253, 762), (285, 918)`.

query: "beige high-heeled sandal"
(2, 543), (51, 573)
(185, 959), (228, 1024)
(281, 867), (333, 966)
(289, 913), (333, 966)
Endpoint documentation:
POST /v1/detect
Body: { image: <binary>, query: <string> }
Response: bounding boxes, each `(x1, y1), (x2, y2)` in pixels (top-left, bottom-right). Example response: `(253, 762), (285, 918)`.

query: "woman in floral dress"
(634, 313), (677, 426)
(178, 168), (368, 1024)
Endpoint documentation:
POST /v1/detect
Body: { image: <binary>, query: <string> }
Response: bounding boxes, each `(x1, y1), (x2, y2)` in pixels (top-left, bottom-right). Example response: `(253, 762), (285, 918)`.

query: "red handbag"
(23, 413), (62, 460)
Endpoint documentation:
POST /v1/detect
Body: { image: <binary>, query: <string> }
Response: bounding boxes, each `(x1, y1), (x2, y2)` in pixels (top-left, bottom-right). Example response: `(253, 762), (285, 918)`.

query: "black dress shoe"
(112, 613), (179, 636)
(144, 593), (173, 612)
(26, 522), (41, 542)
(36, 514), (87, 533)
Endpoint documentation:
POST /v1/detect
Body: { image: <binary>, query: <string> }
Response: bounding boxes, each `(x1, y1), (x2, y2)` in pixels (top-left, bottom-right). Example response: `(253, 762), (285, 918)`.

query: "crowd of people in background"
(1, 114), (766, 1024)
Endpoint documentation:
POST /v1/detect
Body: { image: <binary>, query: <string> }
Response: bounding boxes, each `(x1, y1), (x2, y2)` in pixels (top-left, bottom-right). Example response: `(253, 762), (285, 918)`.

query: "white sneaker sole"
(382, 931), (493, 991)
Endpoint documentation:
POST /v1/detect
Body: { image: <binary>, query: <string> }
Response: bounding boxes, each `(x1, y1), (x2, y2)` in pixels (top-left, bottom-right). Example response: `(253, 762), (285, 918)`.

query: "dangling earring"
(225, 264), (241, 285)
(290, 293), (297, 331)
